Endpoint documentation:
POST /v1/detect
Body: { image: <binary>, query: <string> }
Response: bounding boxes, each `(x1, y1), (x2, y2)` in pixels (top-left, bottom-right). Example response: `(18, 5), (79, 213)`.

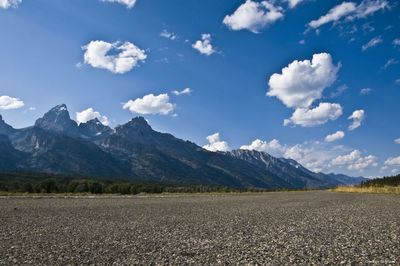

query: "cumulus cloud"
(222, 0), (284, 33)
(123, 93), (175, 115)
(393, 39), (400, 47)
(0, 0), (21, 9)
(382, 58), (398, 70)
(384, 156), (400, 166)
(325, 131), (345, 142)
(360, 88), (372, 95)
(330, 150), (378, 171)
(307, 0), (388, 30)
(0, 95), (24, 110)
(160, 29), (177, 40)
(192, 34), (215, 56)
(348, 109), (365, 130)
(284, 102), (343, 127)
(391, 169), (399, 174)
(203, 133), (230, 152)
(267, 53), (342, 127)
(76, 108), (109, 126)
(395, 138), (400, 144)
(268, 53), (340, 109)
(82, 40), (147, 74)
(240, 139), (286, 157)
(100, 0), (136, 8)
(362, 36), (382, 51)
(172, 88), (192, 96)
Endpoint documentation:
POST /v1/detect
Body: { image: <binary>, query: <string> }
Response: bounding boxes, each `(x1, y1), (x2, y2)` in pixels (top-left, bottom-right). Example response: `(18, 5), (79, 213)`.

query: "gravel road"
(0, 192), (399, 265)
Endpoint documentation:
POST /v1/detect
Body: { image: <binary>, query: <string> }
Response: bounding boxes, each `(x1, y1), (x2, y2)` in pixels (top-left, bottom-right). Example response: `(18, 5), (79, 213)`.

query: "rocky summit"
(0, 104), (366, 189)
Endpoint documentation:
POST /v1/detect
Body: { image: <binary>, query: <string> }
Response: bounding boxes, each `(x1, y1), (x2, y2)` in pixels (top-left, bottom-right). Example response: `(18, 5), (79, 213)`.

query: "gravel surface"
(0, 192), (399, 265)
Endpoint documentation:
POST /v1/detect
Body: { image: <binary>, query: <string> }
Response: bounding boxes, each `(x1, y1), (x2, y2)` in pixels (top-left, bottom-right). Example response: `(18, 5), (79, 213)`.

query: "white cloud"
(222, 0), (284, 33)
(348, 109), (365, 130)
(330, 149), (378, 171)
(307, 0), (388, 30)
(82, 40), (147, 74)
(172, 88), (192, 96)
(393, 39), (400, 47)
(0, 0), (21, 9)
(362, 36), (382, 51)
(395, 138), (400, 144)
(331, 150), (362, 166)
(360, 88), (372, 95)
(240, 139), (286, 157)
(382, 58), (398, 70)
(384, 156), (400, 166)
(284, 102), (343, 127)
(123, 93), (175, 115)
(308, 2), (357, 29)
(100, 0), (136, 8)
(203, 133), (230, 152)
(268, 53), (342, 127)
(28, 107), (37, 111)
(285, 0), (305, 8)
(160, 29), (177, 40)
(325, 131), (345, 142)
(391, 169), (399, 174)
(192, 34), (215, 56)
(0, 95), (24, 110)
(267, 53), (340, 109)
(396, 78), (400, 84)
(76, 108), (109, 126)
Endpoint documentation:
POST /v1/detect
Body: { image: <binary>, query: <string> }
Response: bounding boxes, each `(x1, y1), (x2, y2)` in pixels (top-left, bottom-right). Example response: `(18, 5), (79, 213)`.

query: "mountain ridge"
(0, 104), (366, 189)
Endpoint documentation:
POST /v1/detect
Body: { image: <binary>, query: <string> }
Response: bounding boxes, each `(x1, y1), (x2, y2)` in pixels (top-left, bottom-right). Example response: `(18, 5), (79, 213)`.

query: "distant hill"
(0, 104), (366, 189)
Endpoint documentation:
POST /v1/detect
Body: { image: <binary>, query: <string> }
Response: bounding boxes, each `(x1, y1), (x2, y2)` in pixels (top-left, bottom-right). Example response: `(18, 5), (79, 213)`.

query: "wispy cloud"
(382, 58), (399, 70)
(362, 36), (382, 51)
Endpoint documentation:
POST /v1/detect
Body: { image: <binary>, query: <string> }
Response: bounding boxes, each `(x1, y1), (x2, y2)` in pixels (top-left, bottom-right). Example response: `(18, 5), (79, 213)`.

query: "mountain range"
(0, 104), (367, 189)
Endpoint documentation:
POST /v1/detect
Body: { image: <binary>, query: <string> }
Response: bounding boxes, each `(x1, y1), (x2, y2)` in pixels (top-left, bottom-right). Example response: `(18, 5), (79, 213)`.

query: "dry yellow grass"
(329, 185), (400, 195)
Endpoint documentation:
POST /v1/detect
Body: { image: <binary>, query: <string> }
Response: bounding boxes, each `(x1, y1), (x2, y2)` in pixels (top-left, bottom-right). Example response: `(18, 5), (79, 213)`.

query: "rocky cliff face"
(34, 104), (80, 137)
(0, 115), (15, 136)
(226, 149), (366, 189)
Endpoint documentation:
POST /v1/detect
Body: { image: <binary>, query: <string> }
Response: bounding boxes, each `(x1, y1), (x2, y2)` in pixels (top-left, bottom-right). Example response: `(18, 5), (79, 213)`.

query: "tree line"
(359, 174), (400, 188)
(0, 171), (268, 194)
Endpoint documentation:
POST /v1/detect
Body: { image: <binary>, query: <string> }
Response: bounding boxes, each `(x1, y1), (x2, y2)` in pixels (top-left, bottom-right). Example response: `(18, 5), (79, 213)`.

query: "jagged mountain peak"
(127, 116), (151, 127)
(78, 118), (112, 139)
(115, 116), (152, 137)
(34, 104), (79, 136)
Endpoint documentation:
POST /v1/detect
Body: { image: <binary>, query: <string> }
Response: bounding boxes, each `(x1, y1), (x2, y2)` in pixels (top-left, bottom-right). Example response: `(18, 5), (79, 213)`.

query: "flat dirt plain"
(0, 192), (399, 265)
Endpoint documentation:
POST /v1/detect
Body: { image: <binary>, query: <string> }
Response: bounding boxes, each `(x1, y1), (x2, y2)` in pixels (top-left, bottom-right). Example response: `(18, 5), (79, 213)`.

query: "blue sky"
(0, 0), (399, 177)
